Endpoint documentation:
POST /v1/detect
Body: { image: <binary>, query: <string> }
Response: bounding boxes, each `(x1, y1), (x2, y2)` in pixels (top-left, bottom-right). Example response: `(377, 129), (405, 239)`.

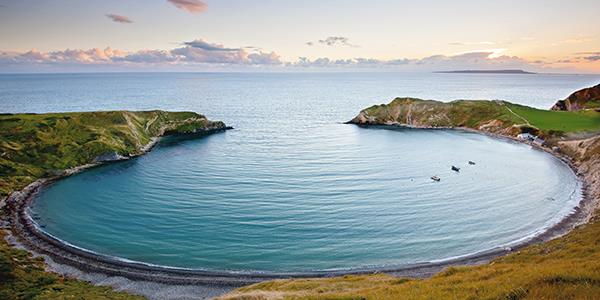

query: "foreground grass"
(1, 110), (225, 299)
(0, 231), (144, 300)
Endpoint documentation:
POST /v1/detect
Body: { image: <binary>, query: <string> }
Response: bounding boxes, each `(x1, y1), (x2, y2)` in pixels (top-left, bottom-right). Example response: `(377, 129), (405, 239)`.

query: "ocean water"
(2, 72), (597, 272)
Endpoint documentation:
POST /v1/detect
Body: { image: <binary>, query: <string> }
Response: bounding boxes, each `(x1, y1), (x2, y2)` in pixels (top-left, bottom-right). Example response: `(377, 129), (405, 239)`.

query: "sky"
(1, 0), (600, 73)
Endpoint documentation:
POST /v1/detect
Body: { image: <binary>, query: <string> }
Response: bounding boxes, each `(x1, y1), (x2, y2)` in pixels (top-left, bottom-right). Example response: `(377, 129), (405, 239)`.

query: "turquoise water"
(2, 72), (594, 272)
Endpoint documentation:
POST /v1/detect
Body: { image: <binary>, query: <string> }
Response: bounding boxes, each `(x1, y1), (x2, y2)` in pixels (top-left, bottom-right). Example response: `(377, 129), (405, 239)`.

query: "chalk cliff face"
(348, 97), (525, 136)
(552, 84), (600, 111)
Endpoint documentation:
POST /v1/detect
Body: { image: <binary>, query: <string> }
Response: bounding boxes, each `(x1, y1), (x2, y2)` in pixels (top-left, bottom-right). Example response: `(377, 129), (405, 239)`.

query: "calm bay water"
(2, 72), (597, 272)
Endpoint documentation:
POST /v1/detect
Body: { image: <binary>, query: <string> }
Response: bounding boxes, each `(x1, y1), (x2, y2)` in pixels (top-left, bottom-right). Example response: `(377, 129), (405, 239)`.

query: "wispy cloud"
(307, 36), (359, 48)
(105, 14), (133, 24)
(183, 39), (239, 51)
(552, 35), (595, 46)
(573, 52), (600, 62)
(167, 0), (207, 13)
(290, 51), (536, 71)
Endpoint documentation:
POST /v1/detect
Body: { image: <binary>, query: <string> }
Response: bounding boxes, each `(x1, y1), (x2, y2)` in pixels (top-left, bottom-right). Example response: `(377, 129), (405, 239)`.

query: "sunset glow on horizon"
(1, 0), (599, 73)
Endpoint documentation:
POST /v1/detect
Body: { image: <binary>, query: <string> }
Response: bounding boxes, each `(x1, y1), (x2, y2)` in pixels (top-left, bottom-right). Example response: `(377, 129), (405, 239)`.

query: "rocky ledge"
(552, 83), (600, 111)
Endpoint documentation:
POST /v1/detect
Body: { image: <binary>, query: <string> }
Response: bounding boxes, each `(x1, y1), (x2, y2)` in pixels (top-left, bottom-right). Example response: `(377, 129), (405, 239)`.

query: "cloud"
(290, 51), (536, 71)
(307, 36), (358, 47)
(0, 39), (283, 69)
(584, 56), (600, 61)
(106, 14), (133, 24)
(183, 39), (240, 51)
(0, 42), (592, 73)
(553, 36), (595, 46)
(167, 0), (207, 13)
(572, 52), (600, 62)
(248, 52), (281, 65)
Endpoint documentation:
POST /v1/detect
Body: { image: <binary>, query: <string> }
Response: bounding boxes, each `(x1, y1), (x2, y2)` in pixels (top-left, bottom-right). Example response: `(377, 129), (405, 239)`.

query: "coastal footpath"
(221, 85), (600, 299)
(0, 110), (229, 299)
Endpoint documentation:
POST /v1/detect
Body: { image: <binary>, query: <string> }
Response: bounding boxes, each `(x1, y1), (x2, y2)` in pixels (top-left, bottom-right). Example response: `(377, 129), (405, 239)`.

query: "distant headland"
(435, 69), (536, 74)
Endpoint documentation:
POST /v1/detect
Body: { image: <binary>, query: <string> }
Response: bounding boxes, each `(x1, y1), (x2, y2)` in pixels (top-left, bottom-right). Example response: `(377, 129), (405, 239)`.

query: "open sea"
(2, 72), (598, 272)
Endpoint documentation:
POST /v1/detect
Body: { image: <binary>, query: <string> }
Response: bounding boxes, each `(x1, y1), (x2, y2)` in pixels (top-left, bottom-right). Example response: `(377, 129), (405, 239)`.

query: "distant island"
(436, 69), (536, 74)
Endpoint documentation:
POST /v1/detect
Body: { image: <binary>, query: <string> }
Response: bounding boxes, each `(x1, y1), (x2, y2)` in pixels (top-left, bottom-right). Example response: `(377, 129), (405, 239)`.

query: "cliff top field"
(352, 98), (600, 137)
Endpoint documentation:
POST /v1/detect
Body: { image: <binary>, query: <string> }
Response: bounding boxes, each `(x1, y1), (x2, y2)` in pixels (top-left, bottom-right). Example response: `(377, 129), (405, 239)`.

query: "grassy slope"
(220, 99), (600, 300)
(0, 110), (224, 198)
(356, 98), (600, 137)
(0, 110), (225, 300)
(506, 103), (600, 133)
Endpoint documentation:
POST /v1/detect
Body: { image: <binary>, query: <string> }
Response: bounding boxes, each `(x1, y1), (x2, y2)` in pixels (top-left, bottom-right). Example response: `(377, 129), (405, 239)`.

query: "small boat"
(451, 166), (460, 172)
(468, 161), (476, 165)
(431, 175), (441, 182)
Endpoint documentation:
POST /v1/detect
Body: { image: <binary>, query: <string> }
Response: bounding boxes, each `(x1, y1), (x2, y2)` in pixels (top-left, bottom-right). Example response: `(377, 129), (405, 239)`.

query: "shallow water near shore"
(2, 72), (595, 272)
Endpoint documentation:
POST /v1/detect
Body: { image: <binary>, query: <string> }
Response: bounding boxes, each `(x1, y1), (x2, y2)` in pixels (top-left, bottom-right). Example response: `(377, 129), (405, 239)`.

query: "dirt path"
(503, 105), (531, 126)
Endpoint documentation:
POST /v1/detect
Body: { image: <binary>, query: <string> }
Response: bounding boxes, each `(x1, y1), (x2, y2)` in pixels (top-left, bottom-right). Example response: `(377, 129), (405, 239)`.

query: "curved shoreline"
(4, 125), (596, 291)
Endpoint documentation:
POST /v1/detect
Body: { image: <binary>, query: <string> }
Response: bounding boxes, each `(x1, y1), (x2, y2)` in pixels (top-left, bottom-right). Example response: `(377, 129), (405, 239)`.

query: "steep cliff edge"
(552, 83), (600, 111)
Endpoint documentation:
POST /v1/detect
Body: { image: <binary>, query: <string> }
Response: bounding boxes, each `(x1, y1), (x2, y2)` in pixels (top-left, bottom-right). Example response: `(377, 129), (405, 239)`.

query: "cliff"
(348, 97), (600, 138)
(0, 110), (228, 198)
(552, 83), (600, 111)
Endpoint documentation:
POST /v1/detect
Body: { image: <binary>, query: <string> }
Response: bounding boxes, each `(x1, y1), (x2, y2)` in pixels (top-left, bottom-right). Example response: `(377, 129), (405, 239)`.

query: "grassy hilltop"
(349, 98), (600, 137)
(0, 110), (227, 300)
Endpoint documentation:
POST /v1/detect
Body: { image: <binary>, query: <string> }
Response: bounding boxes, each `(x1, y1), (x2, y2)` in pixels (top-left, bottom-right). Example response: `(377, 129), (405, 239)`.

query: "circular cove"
(29, 125), (581, 273)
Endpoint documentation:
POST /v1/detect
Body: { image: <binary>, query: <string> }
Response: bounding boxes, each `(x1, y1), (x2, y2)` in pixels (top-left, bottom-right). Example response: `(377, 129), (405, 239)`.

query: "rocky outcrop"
(551, 83), (600, 111)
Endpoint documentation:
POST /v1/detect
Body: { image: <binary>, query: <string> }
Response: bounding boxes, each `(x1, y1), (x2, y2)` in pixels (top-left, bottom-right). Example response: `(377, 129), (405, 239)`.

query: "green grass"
(507, 103), (600, 133)
(358, 98), (600, 137)
(0, 231), (144, 300)
(0, 110), (224, 198)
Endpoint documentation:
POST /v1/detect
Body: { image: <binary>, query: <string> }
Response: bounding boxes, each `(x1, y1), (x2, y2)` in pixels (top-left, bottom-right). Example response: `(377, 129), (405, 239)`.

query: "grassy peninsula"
(0, 110), (227, 299)
(0, 110), (226, 198)
(349, 98), (600, 137)
(220, 93), (600, 299)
